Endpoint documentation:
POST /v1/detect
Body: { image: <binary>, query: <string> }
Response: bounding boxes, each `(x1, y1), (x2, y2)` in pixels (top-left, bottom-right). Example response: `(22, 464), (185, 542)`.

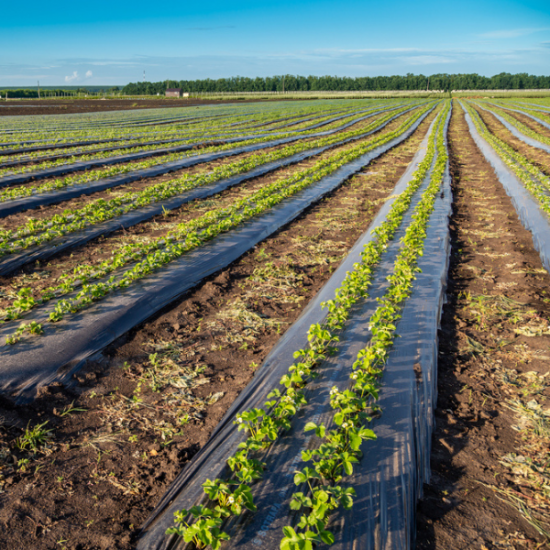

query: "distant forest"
(2, 73), (549, 99)
(122, 72), (550, 95)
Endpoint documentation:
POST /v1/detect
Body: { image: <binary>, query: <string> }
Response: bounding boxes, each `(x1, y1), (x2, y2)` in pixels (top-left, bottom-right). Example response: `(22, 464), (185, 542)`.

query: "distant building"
(165, 88), (182, 98)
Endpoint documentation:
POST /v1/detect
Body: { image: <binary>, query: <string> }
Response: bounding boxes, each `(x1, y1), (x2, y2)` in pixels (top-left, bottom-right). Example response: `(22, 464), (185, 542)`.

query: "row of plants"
(0, 102), (379, 147)
(501, 101), (550, 122)
(1, 104), (388, 177)
(1, 103), (436, 342)
(0, 105), (419, 252)
(0, 105), (354, 163)
(496, 101), (550, 129)
(0, 135), (185, 165)
(0, 105), (368, 171)
(0, 137), (222, 178)
(480, 103), (550, 147)
(465, 103), (550, 216)
(0, 106), (397, 201)
(163, 102), (449, 550)
(281, 101), (450, 549)
(243, 105), (356, 131)
(0, 103), (271, 135)
(0, 117), (270, 163)
(0, 99), (357, 135)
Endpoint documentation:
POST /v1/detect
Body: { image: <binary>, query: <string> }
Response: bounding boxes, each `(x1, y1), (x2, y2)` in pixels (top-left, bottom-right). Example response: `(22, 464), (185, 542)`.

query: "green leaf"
(282, 526), (297, 540)
(315, 489), (329, 503)
(320, 530), (335, 545)
(350, 433), (362, 451)
(294, 471), (307, 485)
(343, 460), (353, 476)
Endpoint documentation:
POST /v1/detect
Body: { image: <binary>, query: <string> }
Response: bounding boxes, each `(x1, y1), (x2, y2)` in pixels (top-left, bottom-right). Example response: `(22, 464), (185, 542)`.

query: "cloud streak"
(2, 43), (549, 87)
(63, 69), (94, 83)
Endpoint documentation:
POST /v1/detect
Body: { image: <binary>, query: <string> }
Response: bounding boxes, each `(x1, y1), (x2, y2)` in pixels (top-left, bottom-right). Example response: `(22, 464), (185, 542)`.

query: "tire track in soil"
(416, 102), (550, 549)
(0, 110), (436, 550)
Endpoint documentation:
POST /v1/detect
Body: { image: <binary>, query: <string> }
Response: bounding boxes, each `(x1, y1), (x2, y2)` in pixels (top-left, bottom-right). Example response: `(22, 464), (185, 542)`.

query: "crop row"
(0, 104), (262, 134)
(163, 101), (449, 549)
(464, 102), (550, 216)
(0, 102), (413, 161)
(0, 107), (413, 213)
(0, 102), (382, 146)
(0, 106), (384, 177)
(0, 104), (418, 255)
(281, 102), (450, 549)
(0, 106), (396, 190)
(0, 137), (214, 178)
(493, 101), (550, 130)
(0, 106), (354, 164)
(0, 101), (346, 135)
(1, 103), (435, 344)
(479, 103), (550, 147)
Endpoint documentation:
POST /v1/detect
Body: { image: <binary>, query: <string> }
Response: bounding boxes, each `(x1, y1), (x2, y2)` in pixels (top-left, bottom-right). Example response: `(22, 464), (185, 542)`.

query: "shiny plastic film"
(0, 107), (417, 275)
(0, 106), (385, 188)
(0, 106), (404, 218)
(493, 103), (550, 131)
(478, 104), (550, 153)
(136, 105), (451, 550)
(0, 107), (434, 401)
(463, 103), (550, 273)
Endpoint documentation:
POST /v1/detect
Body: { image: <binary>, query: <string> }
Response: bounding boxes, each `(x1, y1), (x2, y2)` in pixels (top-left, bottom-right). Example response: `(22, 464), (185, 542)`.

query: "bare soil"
(0, 107), (434, 550)
(416, 102), (550, 549)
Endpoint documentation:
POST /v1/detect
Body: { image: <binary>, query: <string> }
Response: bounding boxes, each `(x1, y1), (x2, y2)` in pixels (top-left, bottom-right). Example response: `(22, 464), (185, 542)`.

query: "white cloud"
(85, 70), (93, 78)
(64, 71), (79, 83)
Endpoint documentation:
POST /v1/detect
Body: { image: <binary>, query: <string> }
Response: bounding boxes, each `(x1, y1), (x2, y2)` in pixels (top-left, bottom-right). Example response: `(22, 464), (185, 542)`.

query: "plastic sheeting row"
(492, 103), (550, 131)
(463, 103), (550, 272)
(136, 107), (452, 549)
(0, 106), (434, 401)
(0, 106), (375, 157)
(0, 105), (422, 276)
(477, 104), (550, 153)
(0, 105), (409, 219)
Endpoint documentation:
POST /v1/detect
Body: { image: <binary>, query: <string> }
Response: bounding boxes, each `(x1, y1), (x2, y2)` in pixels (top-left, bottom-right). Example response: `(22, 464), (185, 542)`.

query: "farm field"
(0, 98), (270, 117)
(0, 97), (548, 550)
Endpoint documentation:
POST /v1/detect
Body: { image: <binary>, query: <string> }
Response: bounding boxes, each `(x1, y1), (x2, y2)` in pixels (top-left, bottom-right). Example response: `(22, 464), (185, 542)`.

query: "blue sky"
(1, 0), (549, 86)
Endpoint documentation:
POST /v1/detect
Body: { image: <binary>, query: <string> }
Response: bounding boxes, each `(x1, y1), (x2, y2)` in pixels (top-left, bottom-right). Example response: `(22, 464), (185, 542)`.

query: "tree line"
(122, 73), (550, 95)
(0, 87), (120, 99)
(3, 73), (548, 99)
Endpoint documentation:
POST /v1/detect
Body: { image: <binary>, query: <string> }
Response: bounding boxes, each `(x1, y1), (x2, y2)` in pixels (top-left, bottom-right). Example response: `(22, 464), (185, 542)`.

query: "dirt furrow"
(498, 107), (550, 140)
(416, 102), (550, 550)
